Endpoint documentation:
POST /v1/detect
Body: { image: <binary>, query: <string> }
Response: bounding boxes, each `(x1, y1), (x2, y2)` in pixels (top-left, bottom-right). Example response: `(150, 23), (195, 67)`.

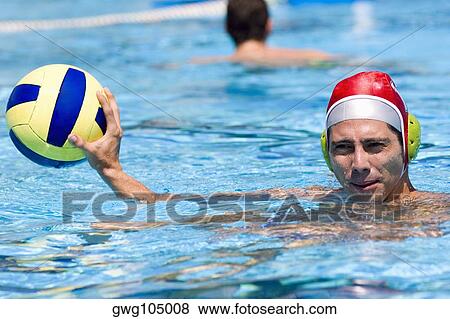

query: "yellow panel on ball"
(5, 101), (36, 128)
(28, 64), (67, 142)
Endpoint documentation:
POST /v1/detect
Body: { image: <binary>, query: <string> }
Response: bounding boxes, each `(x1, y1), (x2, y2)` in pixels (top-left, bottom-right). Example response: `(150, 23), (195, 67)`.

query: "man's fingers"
(96, 90), (118, 133)
(69, 134), (91, 152)
(102, 88), (123, 137)
(104, 87), (121, 125)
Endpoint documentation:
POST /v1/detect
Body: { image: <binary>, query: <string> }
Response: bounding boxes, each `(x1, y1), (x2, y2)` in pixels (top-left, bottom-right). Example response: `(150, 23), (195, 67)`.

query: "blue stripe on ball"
(6, 84), (40, 111)
(9, 129), (85, 168)
(95, 108), (107, 134)
(47, 68), (86, 147)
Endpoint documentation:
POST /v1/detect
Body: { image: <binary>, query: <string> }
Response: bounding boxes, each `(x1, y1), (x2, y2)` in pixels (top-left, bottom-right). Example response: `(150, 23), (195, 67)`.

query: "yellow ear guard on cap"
(407, 113), (421, 161)
(321, 113), (421, 172)
(320, 130), (333, 171)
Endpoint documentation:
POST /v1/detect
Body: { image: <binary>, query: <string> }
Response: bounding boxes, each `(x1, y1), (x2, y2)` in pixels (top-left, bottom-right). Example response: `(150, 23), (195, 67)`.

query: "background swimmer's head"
(226, 0), (271, 47)
(322, 71), (420, 199)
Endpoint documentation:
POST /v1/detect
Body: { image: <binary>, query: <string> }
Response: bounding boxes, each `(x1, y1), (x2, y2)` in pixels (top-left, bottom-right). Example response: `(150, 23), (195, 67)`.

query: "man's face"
(329, 119), (404, 198)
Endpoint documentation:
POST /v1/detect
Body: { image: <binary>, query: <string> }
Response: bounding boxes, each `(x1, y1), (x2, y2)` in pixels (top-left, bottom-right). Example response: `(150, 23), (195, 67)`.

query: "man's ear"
(266, 19), (273, 36)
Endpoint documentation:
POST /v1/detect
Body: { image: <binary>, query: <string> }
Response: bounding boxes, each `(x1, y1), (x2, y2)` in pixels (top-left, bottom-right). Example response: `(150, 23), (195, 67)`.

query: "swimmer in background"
(192, 0), (335, 66)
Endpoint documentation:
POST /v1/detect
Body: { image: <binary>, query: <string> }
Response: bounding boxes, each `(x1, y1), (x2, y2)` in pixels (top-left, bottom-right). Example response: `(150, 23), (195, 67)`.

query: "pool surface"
(0, 0), (449, 298)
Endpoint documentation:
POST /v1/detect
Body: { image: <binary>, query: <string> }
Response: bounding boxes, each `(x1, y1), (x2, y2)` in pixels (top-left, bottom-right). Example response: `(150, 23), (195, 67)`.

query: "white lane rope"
(0, 0), (228, 33)
(0, 0), (283, 34)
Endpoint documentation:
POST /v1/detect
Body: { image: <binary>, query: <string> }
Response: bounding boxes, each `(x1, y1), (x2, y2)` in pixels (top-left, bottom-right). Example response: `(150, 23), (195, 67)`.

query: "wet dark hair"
(226, 0), (270, 46)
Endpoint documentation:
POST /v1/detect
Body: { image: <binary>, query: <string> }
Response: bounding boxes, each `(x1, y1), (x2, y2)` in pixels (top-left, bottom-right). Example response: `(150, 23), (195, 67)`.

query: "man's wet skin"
(92, 188), (450, 244)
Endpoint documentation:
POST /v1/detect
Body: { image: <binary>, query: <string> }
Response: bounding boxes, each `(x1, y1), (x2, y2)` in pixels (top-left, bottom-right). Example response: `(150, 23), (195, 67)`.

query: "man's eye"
(366, 142), (385, 151)
(333, 144), (352, 153)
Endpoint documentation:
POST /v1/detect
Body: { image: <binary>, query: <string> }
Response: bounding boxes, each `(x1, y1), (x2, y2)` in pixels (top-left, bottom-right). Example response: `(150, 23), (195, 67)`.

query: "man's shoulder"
(263, 47), (334, 63)
(269, 186), (340, 200)
(408, 191), (450, 203)
(190, 55), (232, 65)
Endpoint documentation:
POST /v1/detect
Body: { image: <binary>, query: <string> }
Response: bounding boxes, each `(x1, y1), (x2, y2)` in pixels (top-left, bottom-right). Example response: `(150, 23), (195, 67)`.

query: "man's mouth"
(349, 180), (381, 192)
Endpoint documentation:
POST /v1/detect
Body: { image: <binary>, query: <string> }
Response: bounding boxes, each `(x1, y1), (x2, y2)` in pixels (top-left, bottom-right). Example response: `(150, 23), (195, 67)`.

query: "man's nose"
(352, 146), (370, 175)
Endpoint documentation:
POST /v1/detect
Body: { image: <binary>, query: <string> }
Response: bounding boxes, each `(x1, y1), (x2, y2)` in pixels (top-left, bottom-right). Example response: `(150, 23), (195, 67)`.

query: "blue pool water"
(0, 0), (449, 298)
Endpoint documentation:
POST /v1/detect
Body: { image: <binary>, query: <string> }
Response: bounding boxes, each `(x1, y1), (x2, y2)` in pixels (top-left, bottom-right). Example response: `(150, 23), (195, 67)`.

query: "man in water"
(193, 0), (333, 66)
(68, 71), (446, 208)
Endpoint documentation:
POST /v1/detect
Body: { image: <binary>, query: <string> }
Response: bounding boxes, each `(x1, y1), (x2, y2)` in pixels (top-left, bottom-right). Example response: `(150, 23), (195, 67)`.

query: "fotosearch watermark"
(62, 191), (412, 224)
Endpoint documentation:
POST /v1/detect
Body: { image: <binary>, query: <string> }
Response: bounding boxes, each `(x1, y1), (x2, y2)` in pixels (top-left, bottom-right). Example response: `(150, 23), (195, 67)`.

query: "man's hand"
(69, 88), (123, 175)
